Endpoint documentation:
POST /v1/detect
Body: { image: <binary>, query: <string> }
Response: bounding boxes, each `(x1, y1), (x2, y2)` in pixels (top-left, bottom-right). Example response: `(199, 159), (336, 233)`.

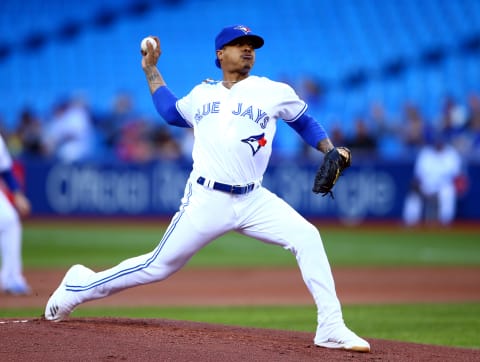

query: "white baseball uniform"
(403, 142), (462, 225)
(0, 135), (28, 292)
(61, 75), (345, 336)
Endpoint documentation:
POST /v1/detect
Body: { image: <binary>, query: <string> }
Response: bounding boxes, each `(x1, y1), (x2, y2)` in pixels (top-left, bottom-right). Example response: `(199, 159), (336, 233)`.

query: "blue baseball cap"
(214, 25), (264, 68)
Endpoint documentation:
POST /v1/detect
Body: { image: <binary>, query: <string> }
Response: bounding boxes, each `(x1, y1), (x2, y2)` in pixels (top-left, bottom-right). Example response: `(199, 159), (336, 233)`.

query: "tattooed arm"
(141, 36), (189, 127)
(143, 66), (166, 94)
(141, 36), (166, 94)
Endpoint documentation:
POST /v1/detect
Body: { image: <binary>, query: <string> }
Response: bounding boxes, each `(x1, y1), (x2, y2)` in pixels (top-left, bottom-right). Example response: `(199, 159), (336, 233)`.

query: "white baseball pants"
(67, 173), (344, 331)
(0, 192), (26, 289)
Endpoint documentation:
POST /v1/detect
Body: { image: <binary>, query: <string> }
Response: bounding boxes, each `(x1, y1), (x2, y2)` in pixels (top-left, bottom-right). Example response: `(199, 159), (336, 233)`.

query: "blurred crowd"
(0, 92), (194, 165)
(1, 84), (480, 165)
(296, 82), (480, 164)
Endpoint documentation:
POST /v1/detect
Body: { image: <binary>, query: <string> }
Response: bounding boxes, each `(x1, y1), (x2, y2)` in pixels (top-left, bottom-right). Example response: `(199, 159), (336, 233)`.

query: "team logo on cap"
(241, 133), (267, 156)
(234, 25), (251, 34)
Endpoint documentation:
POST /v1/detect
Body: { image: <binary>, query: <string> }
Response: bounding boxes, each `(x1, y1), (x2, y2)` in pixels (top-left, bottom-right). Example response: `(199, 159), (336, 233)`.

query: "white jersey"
(414, 144), (461, 195)
(0, 133), (30, 293)
(0, 135), (13, 172)
(176, 75), (307, 184)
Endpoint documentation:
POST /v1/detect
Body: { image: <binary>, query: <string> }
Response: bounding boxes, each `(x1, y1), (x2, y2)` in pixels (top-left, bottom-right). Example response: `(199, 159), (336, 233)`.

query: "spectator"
(116, 118), (154, 163)
(465, 92), (480, 161)
(400, 102), (429, 158)
(15, 108), (47, 159)
(298, 75), (326, 110)
(437, 95), (469, 155)
(346, 118), (377, 158)
(43, 96), (95, 163)
(368, 102), (403, 159)
(330, 123), (347, 146)
(96, 92), (139, 155)
(402, 134), (463, 226)
(151, 125), (182, 161)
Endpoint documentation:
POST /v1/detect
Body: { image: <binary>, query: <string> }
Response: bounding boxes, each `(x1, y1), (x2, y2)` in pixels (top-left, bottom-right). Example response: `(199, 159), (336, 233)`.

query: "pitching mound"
(2, 266), (479, 360)
(1, 317), (479, 361)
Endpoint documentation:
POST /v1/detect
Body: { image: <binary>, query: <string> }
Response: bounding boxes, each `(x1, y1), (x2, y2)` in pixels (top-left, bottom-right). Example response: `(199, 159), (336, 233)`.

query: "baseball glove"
(312, 147), (351, 198)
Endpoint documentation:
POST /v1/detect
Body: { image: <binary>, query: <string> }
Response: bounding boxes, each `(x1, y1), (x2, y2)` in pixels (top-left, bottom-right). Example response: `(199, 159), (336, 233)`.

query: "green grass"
(22, 221), (480, 268)
(2, 303), (479, 349)
(321, 228), (480, 266)
(8, 220), (480, 349)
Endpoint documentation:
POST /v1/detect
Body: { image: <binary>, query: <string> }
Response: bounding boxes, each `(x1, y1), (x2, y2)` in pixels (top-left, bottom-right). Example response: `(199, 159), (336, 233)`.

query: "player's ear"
(216, 50), (223, 65)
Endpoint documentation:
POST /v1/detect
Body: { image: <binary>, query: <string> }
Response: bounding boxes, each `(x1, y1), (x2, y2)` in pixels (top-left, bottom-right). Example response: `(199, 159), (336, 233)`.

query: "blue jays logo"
(234, 25), (251, 34)
(241, 133), (267, 156)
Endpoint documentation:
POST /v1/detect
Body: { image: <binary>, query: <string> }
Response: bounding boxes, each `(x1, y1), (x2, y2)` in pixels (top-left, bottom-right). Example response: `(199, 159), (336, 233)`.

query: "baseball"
(141, 36), (157, 52)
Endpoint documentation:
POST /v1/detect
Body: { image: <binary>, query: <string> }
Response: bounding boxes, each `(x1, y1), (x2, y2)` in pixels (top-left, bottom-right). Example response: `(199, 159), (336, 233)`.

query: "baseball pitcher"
(45, 25), (369, 353)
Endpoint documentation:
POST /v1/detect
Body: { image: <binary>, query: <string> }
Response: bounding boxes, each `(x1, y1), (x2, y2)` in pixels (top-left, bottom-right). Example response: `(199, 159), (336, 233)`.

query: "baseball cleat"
(44, 264), (93, 322)
(314, 325), (370, 352)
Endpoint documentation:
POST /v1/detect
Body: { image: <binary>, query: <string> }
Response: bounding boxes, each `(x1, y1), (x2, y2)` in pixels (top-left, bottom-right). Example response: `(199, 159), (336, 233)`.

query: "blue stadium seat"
(0, 0), (479, 159)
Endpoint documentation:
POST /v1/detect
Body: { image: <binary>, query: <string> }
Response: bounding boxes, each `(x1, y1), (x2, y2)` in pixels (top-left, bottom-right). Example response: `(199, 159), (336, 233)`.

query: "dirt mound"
(1, 317), (479, 361)
(2, 266), (479, 360)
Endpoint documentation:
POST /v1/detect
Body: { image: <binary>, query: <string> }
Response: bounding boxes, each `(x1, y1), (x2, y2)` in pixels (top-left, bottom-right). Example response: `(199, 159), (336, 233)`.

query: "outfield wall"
(23, 160), (479, 223)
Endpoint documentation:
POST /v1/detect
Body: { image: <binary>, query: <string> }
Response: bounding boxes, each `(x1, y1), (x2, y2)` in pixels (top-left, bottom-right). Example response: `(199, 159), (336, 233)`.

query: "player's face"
(218, 38), (256, 74)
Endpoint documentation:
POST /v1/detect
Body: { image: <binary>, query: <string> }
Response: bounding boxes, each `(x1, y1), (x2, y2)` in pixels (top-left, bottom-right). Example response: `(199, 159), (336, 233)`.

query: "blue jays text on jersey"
(194, 101), (270, 129)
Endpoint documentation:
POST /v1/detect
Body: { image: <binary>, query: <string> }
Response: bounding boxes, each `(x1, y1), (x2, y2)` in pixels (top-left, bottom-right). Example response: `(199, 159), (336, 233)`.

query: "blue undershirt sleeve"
(0, 169), (19, 192)
(152, 86), (191, 128)
(287, 112), (329, 149)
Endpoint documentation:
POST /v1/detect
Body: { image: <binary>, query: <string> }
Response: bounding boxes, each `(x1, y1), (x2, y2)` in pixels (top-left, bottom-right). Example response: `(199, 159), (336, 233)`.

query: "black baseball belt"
(197, 177), (257, 195)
